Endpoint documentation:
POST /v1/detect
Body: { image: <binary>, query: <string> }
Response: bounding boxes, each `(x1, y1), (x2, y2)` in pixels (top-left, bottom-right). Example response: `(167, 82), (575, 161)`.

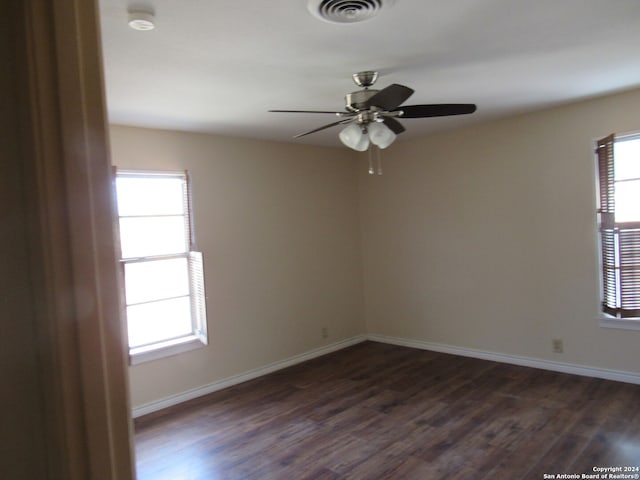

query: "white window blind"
(596, 134), (640, 319)
(115, 170), (208, 360)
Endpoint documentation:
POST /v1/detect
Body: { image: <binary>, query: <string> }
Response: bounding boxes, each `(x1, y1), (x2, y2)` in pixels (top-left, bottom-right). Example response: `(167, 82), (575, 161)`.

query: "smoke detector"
(308, 0), (396, 24)
(128, 10), (155, 31)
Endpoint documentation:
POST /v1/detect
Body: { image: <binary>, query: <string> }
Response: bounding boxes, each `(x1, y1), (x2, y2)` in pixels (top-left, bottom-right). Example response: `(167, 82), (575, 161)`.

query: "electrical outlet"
(321, 327), (328, 339)
(552, 338), (564, 354)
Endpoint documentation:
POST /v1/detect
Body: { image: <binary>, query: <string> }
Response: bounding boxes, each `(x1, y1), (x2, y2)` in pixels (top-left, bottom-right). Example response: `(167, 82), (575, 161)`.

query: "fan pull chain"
(368, 147), (375, 175)
(376, 146), (383, 175)
(367, 146), (384, 175)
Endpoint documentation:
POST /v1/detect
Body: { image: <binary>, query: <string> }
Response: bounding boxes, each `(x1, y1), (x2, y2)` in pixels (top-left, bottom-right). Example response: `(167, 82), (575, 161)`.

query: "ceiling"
(98, 0), (640, 148)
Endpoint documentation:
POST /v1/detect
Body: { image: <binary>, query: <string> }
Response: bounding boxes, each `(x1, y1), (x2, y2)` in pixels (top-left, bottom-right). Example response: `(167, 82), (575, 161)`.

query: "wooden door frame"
(16, 0), (135, 478)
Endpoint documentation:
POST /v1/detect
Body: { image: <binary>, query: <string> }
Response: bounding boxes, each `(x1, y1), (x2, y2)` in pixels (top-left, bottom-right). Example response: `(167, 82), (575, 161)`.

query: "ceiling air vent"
(308, 0), (395, 24)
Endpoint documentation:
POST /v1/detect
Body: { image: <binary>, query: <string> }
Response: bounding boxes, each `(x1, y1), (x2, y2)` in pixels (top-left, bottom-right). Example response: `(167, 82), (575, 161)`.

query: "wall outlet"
(321, 327), (328, 339)
(552, 338), (564, 354)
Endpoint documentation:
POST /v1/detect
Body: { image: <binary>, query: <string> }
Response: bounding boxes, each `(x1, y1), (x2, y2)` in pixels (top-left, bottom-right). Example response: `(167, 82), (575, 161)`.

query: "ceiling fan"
(269, 71), (477, 151)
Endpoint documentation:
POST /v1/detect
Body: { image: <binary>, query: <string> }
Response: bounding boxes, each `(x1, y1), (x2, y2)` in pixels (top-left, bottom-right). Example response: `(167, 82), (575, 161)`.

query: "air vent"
(308, 0), (395, 24)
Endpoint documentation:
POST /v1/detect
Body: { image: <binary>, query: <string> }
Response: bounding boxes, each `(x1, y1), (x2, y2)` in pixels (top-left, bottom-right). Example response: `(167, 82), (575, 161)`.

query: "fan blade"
(269, 109), (350, 115)
(397, 104), (477, 118)
(364, 84), (414, 111)
(382, 117), (405, 134)
(293, 118), (354, 138)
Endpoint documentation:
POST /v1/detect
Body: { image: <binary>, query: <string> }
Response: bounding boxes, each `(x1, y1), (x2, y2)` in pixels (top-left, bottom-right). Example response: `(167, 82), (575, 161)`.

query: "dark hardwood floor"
(134, 341), (640, 479)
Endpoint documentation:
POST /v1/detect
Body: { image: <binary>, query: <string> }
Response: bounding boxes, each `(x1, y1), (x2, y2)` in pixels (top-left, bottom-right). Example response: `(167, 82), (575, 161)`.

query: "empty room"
(4, 0), (640, 479)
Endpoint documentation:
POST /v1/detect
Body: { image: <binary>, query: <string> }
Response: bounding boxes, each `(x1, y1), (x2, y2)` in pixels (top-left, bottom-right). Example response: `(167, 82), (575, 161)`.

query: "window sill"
(129, 335), (207, 365)
(599, 316), (640, 331)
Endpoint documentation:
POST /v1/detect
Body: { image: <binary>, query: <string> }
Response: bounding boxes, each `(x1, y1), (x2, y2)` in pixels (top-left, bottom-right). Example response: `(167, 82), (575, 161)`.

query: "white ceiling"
(98, 0), (640, 147)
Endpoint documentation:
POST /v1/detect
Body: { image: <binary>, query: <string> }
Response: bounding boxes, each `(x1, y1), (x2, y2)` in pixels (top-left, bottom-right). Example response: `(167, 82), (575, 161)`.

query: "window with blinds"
(596, 133), (640, 319)
(115, 170), (208, 362)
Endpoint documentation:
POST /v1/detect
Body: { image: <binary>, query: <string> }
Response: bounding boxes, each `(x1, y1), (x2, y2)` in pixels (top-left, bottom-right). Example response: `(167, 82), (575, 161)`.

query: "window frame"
(114, 169), (209, 364)
(595, 132), (640, 331)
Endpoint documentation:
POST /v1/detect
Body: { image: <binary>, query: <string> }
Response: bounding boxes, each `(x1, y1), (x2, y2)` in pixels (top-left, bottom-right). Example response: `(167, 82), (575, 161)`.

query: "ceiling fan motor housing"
(345, 89), (379, 112)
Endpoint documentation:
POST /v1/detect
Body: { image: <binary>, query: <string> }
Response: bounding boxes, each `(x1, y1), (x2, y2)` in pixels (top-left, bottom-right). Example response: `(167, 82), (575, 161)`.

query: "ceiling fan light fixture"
(368, 122), (396, 149)
(269, 71), (476, 158)
(339, 123), (370, 151)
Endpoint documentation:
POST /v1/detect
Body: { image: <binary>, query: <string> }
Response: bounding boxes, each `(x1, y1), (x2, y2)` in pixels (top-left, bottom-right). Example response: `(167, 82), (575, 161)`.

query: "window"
(115, 170), (208, 363)
(596, 133), (640, 327)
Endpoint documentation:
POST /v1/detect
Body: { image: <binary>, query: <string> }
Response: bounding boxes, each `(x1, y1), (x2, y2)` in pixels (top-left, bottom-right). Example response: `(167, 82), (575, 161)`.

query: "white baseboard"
(367, 333), (640, 385)
(133, 332), (640, 418)
(132, 335), (367, 418)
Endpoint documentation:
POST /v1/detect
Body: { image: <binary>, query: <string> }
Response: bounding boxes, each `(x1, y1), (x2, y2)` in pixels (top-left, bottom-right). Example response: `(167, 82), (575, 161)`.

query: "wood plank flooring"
(134, 341), (640, 479)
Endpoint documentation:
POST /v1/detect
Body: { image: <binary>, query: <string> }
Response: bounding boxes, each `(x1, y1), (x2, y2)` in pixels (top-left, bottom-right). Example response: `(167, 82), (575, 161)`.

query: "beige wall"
(359, 87), (640, 373)
(112, 87), (640, 409)
(109, 126), (366, 407)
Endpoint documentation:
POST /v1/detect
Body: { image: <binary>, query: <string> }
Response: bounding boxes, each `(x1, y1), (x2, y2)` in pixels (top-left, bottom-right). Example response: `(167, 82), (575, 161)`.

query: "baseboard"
(367, 333), (640, 385)
(132, 335), (367, 418)
(133, 332), (640, 418)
